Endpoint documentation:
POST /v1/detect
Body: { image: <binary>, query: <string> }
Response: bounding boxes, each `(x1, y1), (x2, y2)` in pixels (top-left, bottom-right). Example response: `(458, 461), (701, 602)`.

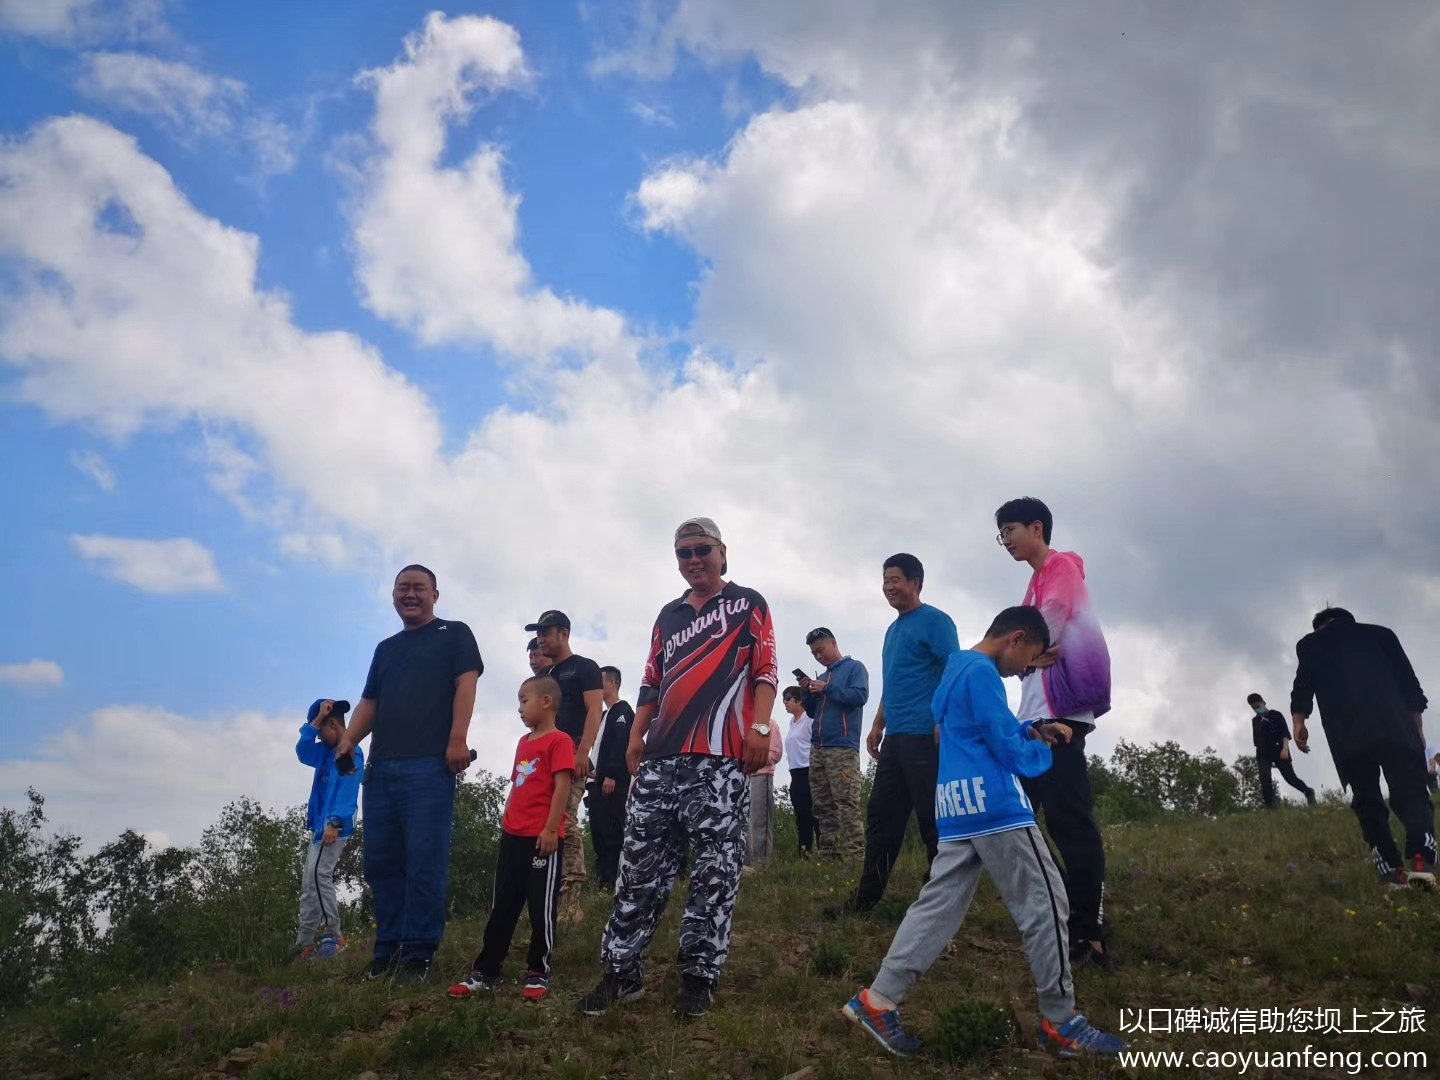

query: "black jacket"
(592, 700), (634, 786)
(1290, 614), (1426, 766)
(1250, 709), (1291, 760)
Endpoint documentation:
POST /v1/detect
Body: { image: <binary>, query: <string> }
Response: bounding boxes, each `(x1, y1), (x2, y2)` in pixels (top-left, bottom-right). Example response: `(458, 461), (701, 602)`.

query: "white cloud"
(0, 0), (166, 44)
(69, 448), (117, 491)
(77, 51), (244, 136)
(0, 659), (64, 689)
(349, 11), (633, 360)
(71, 535), (225, 594)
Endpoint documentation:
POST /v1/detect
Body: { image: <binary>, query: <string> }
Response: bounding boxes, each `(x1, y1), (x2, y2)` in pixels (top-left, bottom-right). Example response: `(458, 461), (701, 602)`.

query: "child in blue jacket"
(842, 607), (1126, 1060)
(294, 698), (362, 959)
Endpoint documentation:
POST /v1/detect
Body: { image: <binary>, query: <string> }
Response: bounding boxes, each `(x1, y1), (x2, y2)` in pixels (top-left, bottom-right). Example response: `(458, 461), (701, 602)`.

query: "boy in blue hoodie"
(294, 698), (362, 959)
(842, 607), (1126, 1060)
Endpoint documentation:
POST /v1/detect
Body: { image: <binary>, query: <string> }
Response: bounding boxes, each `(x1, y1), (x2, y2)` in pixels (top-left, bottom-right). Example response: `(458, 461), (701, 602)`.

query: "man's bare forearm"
(348, 699), (376, 744)
(451, 671), (478, 743)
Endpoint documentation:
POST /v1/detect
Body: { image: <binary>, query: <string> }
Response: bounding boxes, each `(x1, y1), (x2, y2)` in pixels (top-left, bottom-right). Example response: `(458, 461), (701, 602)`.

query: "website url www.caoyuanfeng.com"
(1118, 1046), (1427, 1075)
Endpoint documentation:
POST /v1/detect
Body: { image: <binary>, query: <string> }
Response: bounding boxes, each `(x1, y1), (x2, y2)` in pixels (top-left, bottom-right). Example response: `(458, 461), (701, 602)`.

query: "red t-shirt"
(502, 730), (576, 837)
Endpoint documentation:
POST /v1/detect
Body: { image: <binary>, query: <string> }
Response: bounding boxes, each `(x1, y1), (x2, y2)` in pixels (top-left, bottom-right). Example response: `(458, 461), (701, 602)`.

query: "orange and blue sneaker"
(1039, 1013), (1128, 1058)
(842, 988), (921, 1056)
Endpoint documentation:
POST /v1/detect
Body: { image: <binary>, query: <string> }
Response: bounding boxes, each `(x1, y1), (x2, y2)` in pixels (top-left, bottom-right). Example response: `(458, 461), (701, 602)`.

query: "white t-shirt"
(784, 712), (812, 769)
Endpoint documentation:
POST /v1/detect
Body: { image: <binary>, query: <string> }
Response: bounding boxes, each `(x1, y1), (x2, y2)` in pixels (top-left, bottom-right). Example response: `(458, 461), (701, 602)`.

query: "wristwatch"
(752, 722), (772, 736)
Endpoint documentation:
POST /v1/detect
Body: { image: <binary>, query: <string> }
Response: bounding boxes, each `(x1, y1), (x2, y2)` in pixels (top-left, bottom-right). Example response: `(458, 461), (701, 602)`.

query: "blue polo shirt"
(880, 603), (960, 735)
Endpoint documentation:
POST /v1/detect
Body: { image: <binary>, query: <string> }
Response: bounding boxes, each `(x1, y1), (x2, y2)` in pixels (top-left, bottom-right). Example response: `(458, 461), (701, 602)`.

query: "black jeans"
(1019, 724), (1107, 947)
(474, 831), (562, 978)
(1337, 744), (1436, 877)
(587, 777), (630, 889)
(790, 766), (820, 854)
(853, 734), (939, 911)
(1258, 752), (1313, 808)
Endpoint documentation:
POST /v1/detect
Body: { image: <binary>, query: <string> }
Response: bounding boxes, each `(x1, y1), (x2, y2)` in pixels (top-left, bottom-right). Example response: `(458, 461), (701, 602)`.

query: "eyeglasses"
(675, 545), (716, 560)
(995, 524), (1022, 545)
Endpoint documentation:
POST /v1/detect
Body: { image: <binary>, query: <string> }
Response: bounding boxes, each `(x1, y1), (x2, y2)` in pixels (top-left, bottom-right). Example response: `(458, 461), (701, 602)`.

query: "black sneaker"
(1409, 856), (1437, 892)
(1070, 940), (1115, 973)
(393, 956), (431, 986)
(364, 953), (401, 981)
(673, 974), (714, 1018)
(577, 972), (645, 1016)
(823, 896), (871, 921)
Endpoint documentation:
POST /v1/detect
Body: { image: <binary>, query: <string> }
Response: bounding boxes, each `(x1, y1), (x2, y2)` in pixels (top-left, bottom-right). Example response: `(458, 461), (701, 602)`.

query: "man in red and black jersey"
(578, 517), (778, 1019)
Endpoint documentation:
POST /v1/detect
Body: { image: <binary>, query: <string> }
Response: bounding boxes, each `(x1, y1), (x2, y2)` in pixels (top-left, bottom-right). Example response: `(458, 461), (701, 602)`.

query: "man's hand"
(742, 726), (771, 774)
(334, 732), (355, 759)
(322, 824), (340, 846)
(866, 723), (884, 761)
(803, 677), (825, 695)
(310, 701), (332, 729)
(1291, 715), (1310, 754)
(1031, 645), (1061, 671)
(574, 744), (594, 781)
(1032, 721), (1073, 746)
(1280, 744), (1291, 762)
(602, 777), (616, 796)
(446, 737), (472, 774)
(537, 826), (559, 856)
(626, 729), (646, 776)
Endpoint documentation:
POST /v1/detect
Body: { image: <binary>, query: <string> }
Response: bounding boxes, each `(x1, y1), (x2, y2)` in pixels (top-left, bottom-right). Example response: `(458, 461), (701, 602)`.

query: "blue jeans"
(363, 755), (457, 962)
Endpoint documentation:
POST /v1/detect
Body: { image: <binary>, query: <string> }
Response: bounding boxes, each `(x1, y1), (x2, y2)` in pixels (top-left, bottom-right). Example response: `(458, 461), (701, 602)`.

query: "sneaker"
(1383, 867), (1410, 892)
(673, 974), (713, 1018)
(448, 971), (503, 998)
(558, 885), (586, 925)
(522, 971), (549, 1001)
(842, 988), (921, 1056)
(824, 896), (871, 921)
(313, 935), (347, 960)
(1040, 1013), (1128, 1058)
(1070, 940), (1115, 973)
(1408, 856), (1436, 892)
(393, 956), (431, 986)
(577, 972), (645, 1016)
(364, 953), (401, 981)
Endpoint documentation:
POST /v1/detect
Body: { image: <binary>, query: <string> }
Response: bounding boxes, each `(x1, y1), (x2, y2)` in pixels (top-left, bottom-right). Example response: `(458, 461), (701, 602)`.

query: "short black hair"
(1312, 605), (1355, 631)
(983, 605), (1051, 651)
(883, 553), (924, 585)
(521, 674), (561, 701)
(782, 685), (804, 703)
(805, 627), (834, 645)
(526, 636), (541, 653)
(600, 665), (622, 687)
(1246, 693), (1265, 706)
(995, 497), (1053, 545)
(396, 563), (437, 589)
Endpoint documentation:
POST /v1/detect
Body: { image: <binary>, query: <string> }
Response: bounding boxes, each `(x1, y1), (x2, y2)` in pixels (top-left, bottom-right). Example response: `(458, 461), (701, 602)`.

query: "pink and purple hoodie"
(1016, 551), (1112, 724)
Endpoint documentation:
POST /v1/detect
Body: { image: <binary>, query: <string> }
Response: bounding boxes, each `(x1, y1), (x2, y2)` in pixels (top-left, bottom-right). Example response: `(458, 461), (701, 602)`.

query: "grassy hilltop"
(3, 801), (1439, 1080)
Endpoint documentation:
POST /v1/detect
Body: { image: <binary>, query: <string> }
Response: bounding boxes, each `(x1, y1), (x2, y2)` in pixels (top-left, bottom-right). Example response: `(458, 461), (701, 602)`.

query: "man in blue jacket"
(841, 606), (1126, 1060)
(295, 698), (363, 959)
(801, 627), (869, 861)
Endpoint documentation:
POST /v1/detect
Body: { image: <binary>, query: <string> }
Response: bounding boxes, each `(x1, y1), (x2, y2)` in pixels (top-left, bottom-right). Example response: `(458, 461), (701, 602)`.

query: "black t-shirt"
(549, 653), (603, 744)
(361, 618), (483, 760)
(1251, 709), (1290, 759)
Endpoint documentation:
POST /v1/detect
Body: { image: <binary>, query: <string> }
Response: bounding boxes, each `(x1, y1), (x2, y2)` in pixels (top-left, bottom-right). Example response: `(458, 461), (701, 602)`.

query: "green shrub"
(810, 936), (850, 977)
(933, 999), (1015, 1063)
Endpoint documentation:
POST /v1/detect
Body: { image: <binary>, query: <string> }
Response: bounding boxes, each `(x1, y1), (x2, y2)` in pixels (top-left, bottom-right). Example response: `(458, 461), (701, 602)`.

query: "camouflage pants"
(562, 774), (587, 887)
(810, 747), (864, 860)
(600, 754), (748, 985)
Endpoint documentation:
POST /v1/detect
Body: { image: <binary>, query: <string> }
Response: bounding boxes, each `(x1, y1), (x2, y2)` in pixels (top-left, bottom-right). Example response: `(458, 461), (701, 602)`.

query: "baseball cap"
(307, 698), (351, 724)
(674, 517), (723, 544)
(525, 610), (571, 632)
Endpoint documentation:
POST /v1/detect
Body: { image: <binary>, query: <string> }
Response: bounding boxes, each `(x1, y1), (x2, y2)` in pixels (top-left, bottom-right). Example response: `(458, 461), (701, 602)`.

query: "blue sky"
(2, 1), (1436, 846)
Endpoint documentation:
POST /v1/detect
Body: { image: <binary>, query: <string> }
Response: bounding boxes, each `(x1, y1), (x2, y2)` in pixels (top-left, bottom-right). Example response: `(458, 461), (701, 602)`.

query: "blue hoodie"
(296, 723), (363, 842)
(804, 655), (870, 751)
(930, 650), (1053, 843)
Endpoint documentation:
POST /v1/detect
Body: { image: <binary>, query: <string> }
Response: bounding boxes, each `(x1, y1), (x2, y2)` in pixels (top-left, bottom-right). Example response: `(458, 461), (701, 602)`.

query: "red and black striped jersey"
(637, 581), (779, 760)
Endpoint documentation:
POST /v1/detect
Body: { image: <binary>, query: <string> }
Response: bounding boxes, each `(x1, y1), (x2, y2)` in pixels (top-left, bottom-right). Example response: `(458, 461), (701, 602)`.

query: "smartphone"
(792, 668), (809, 682)
(335, 751), (356, 776)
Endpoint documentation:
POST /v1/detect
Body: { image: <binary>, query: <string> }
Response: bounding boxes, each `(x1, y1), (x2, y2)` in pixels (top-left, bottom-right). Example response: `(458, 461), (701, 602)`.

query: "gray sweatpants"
(295, 837), (348, 945)
(871, 827), (1074, 1024)
(745, 774), (774, 865)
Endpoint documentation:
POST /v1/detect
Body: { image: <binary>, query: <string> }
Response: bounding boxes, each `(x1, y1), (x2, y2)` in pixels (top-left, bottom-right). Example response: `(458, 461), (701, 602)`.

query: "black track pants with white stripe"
(474, 830), (562, 978)
(871, 827), (1075, 1025)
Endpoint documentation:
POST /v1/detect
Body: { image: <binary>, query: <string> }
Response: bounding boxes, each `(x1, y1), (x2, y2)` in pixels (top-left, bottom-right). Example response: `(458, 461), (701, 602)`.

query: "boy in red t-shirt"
(449, 675), (574, 1001)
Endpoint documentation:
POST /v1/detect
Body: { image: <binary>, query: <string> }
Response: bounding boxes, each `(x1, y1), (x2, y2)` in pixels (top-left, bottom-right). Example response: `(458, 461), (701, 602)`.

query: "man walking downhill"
(588, 666), (634, 891)
(1246, 693), (1316, 808)
(579, 517), (778, 1018)
(1291, 606), (1435, 891)
(801, 627), (868, 863)
(834, 554), (959, 918)
(996, 497), (1114, 971)
(526, 610), (604, 923)
(336, 565), (483, 985)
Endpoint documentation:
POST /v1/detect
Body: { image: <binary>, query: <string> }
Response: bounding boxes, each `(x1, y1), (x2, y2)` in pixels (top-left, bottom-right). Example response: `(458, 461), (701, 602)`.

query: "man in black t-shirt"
(588, 665), (634, 890)
(526, 609), (603, 922)
(1246, 693), (1315, 809)
(337, 564), (483, 984)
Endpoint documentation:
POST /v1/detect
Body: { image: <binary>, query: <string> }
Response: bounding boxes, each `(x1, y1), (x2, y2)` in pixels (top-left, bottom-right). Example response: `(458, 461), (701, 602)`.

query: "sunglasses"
(675, 544), (716, 560)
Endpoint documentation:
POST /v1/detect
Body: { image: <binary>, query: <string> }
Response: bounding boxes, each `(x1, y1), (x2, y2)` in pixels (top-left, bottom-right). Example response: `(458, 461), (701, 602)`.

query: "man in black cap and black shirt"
(588, 665), (634, 890)
(526, 609), (604, 922)
(1246, 692), (1315, 808)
